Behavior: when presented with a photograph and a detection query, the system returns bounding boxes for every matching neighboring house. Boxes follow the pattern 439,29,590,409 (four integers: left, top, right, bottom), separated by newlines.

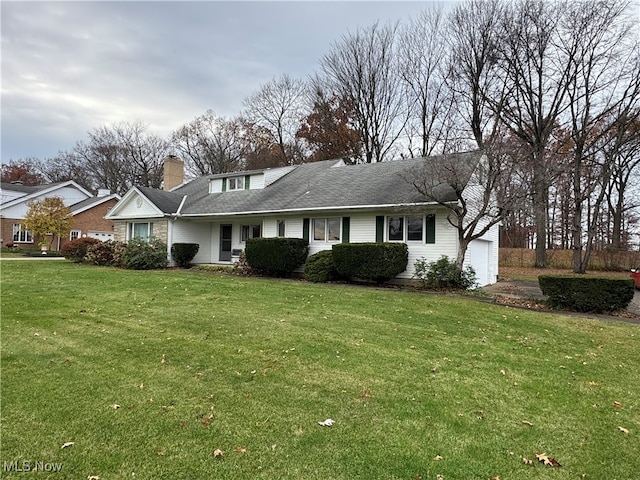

106,152,499,285
0,181,120,250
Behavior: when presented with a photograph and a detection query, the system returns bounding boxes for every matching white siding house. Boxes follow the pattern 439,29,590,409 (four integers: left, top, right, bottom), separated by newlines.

107,152,500,285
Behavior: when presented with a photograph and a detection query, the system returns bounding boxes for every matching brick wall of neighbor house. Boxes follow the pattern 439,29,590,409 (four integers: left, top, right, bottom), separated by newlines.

59,199,120,249
112,219,168,244
0,217,35,247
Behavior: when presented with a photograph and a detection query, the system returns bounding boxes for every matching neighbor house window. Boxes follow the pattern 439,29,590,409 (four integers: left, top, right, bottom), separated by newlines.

313,217,340,242
12,223,33,243
277,219,286,237
228,177,245,191
387,215,427,242
241,224,261,242
127,222,153,241
70,230,81,241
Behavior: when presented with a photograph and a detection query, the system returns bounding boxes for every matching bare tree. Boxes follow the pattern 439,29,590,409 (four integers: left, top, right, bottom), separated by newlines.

242,74,308,166
398,6,455,157
318,22,407,163
490,0,580,267
172,110,246,176
559,0,640,272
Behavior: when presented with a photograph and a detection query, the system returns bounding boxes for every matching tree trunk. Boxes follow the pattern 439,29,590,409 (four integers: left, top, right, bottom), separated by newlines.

532,159,548,268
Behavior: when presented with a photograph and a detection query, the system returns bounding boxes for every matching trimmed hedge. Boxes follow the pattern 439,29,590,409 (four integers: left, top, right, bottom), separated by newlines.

539,275,635,313
171,243,200,268
332,242,408,283
245,237,309,277
304,250,338,283
414,255,477,290
61,237,101,263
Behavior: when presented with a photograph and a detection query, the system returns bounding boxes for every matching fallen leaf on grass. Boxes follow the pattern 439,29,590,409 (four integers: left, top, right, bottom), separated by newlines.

157,450,165,456
61,442,75,449
160,354,166,364
87,476,99,480
213,449,223,458
112,404,121,410
436,475,444,480
522,457,534,465
588,381,598,386
318,418,335,427
235,446,247,453
491,476,500,480
613,401,623,408
536,453,561,467
521,420,533,426
434,455,443,461
618,426,629,434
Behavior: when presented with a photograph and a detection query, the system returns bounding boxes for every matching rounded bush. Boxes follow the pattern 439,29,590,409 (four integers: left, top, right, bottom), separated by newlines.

86,240,127,266
332,242,408,283
171,243,200,268
245,237,308,277
414,255,477,290
122,237,168,270
61,237,101,263
304,250,338,283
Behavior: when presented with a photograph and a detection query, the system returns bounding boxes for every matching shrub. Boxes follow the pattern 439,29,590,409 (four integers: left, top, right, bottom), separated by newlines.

121,237,168,270
86,240,127,267
539,275,635,313
61,237,101,263
171,243,200,268
245,238,309,277
414,256,478,290
304,250,339,283
332,242,408,283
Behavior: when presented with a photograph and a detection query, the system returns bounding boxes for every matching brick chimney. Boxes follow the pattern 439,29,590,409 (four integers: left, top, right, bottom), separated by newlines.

163,155,184,191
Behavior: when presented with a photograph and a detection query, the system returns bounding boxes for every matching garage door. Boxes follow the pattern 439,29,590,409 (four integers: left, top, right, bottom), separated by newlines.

468,240,490,286
88,231,115,242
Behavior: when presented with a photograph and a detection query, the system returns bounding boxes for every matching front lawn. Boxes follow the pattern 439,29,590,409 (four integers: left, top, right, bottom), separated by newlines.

1,262,638,479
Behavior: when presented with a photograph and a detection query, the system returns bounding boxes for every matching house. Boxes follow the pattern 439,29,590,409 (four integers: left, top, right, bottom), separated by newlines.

0,181,120,250
106,152,499,286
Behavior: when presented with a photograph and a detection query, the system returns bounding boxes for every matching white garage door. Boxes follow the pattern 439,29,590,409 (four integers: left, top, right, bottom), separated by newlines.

88,231,115,242
468,240,490,286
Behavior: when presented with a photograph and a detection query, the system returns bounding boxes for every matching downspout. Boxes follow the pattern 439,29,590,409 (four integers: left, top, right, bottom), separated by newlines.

167,195,187,266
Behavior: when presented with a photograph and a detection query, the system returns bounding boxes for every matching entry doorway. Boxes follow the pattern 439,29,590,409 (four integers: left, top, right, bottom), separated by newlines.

219,224,232,261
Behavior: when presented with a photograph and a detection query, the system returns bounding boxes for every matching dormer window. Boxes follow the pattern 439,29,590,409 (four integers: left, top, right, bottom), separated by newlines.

228,176,245,191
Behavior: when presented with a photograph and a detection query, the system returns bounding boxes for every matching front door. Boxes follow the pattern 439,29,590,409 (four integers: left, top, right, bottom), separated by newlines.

219,224,232,262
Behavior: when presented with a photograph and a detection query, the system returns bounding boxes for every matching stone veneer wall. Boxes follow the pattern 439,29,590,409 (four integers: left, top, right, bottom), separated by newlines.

113,219,168,243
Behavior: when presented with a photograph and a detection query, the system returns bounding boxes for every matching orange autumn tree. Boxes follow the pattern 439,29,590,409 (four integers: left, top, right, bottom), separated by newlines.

23,197,73,250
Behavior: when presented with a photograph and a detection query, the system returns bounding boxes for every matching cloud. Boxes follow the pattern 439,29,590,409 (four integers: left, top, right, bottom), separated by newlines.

1,1,432,161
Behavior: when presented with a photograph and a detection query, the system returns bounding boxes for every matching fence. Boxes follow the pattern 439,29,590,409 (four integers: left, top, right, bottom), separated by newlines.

499,248,640,271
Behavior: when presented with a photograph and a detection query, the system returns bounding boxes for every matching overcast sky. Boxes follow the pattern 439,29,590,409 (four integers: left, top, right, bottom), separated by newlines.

1,1,442,163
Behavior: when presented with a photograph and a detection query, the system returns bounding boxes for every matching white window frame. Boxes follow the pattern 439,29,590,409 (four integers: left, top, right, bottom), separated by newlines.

69,229,81,241
241,224,261,242
12,223,33,243
228,177,245,191
127,222,154,242
387,215,424,242
312,217,341,243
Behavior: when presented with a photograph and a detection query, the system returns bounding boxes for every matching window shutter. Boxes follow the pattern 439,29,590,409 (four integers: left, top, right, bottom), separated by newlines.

342,217,350,243
244,175,250,190
222,178,227,192
375,216,384,242
303,218,310,242
426,214,436,244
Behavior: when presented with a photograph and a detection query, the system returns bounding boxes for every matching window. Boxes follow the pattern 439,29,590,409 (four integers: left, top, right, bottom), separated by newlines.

127,222,153,241
12,224,33,243
277,219,286,237
313,217,340,242
387,215,431,242
241,224,261,242
228,177,244,191
70,230,81,241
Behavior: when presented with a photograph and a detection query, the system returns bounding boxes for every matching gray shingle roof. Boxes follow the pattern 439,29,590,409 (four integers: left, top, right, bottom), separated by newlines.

145,151,481,216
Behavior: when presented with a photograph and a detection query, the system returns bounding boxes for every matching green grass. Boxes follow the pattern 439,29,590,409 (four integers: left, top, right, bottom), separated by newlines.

1,261,639,479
